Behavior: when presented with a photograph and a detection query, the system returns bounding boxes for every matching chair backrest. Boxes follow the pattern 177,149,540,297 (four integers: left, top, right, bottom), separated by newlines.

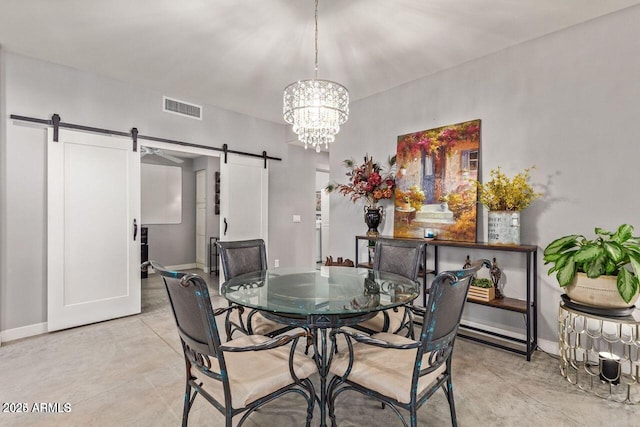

372,238,424,281
420,259,490,354
149,261,222,358
217,239,267,280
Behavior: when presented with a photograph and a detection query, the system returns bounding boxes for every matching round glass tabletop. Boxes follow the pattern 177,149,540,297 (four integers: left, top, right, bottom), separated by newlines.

221,267,420,316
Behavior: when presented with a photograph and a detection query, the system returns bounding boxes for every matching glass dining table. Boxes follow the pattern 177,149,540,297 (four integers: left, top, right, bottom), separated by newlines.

221,266,420,427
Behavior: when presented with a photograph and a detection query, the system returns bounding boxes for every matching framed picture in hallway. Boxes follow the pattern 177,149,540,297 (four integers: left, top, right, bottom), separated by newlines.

394,119,481,242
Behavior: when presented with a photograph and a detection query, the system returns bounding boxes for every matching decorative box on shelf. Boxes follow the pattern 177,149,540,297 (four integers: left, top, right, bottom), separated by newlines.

468,286,495,302
465,258,497,302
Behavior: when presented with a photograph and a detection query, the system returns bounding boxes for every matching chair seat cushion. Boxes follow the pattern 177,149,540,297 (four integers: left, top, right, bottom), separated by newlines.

329,332,446,404
228,308,286,336
194,334,317,409
357,307,406,333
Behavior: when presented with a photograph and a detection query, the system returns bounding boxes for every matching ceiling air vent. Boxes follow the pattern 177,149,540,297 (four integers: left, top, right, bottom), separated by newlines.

163,96,202,120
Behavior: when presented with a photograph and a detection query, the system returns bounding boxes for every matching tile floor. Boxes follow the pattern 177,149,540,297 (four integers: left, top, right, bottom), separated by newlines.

0,270,638,426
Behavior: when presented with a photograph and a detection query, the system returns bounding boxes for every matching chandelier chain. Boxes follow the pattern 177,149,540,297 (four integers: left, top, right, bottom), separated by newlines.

283,0,349,152
314,0,319,79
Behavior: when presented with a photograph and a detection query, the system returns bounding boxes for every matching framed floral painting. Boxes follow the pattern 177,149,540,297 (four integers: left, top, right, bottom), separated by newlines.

394,119,481,242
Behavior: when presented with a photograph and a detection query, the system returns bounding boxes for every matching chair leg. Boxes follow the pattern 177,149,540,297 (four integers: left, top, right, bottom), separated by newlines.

400,306,414,339
410,408,418,427
304,378,316,427
182,382,192,427
328,391,337,427
327,376,343,427
225,321,233,342
225,308,233,342
445,378,458,427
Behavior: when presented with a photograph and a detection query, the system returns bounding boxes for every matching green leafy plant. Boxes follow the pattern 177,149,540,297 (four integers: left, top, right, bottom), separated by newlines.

543,224,640,303
471,277,493,288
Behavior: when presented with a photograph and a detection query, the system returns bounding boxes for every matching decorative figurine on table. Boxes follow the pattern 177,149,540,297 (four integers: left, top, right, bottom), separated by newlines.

463,255,472,269
364,270,380,295
491,257,503,298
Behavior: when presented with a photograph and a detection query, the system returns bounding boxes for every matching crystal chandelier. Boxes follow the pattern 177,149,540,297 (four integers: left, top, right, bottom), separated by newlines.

283,0,349,153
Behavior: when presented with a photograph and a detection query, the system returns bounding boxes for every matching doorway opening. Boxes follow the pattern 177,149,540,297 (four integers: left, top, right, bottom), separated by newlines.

315,169,330,265
140,145,221,310
139,142,270,305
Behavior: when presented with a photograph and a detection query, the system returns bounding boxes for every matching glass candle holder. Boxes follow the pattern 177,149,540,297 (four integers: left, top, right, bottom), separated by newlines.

599,352,621,385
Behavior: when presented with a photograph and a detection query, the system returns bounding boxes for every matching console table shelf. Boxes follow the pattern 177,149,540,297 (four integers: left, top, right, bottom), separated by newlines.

428,239,537,253
467,296,527,313
355,235,538,361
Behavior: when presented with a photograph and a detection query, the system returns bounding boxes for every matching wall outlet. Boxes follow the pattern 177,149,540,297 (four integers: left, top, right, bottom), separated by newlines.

292,215,301,223
274,259,280,267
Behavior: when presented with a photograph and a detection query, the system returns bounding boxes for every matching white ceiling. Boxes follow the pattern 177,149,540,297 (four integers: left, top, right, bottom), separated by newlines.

1,0,638,124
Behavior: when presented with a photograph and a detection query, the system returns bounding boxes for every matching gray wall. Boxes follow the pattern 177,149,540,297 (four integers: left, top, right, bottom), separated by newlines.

0,51,318,333
269,144,329,267
141,156,196,267
329,6,640,349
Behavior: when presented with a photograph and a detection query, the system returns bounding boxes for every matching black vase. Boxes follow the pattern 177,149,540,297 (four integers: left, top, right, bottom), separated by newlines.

364,206,384,237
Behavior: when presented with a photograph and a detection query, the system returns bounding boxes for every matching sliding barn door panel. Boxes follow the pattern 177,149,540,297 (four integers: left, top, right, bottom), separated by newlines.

219,154,268,284
48,129,140,331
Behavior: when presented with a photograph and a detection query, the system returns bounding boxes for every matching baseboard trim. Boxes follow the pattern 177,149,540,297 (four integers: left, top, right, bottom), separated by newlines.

1,322,48,343
461,318,558,356
537,337,558,355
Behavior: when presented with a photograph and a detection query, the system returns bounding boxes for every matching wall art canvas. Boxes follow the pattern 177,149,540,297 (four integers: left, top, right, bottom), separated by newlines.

394,119,480,242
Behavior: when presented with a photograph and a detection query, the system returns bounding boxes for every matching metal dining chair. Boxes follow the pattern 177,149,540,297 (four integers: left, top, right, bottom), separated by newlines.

145,261,316,427
217,239,292,340
355,238,424,337
327,259,490,427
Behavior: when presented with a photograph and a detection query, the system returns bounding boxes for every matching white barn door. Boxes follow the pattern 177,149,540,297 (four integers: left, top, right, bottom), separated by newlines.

219,154,268,283
47,128,141,331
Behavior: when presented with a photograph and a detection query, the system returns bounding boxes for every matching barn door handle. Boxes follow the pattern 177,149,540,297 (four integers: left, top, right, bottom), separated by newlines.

224,218,228,236
133,219,138,241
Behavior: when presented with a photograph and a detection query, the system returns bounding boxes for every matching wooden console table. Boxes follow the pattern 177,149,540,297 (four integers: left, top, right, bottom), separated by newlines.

355,236,538,361
431,240,538,361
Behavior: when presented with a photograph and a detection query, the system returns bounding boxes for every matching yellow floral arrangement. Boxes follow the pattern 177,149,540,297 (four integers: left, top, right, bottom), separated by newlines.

475,166,542,211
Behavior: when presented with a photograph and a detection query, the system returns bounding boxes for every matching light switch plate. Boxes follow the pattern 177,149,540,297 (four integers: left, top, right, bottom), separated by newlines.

293,215,301,223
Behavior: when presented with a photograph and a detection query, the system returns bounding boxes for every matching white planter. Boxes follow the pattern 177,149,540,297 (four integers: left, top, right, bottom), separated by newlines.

488,211,520,245
566,272,640,308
